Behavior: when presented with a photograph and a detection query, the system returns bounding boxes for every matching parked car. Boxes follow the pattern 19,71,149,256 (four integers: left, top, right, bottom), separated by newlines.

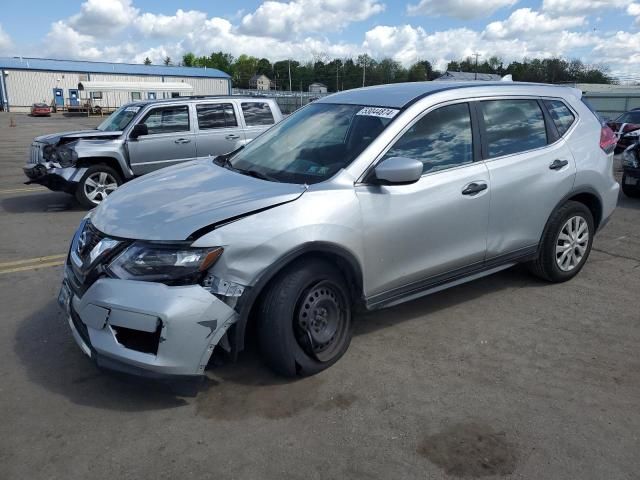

23,96,283,207
30,103,51,116
59,82,619,387
605,108,640,153
621,142,640,197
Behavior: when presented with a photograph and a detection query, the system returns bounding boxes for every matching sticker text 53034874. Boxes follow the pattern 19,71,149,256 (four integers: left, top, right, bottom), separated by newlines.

356,107,399,119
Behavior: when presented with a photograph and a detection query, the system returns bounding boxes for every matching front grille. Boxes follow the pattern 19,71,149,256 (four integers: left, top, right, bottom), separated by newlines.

29,143,43,164
81,222,104,260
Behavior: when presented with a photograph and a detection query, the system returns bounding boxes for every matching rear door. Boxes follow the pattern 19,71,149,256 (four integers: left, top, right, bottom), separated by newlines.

127,104,196,175
194,102,245,159
479,97,577,259
239,101,278,142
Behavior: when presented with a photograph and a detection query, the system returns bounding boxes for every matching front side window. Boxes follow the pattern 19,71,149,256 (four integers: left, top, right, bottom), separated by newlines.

197,103,238,130
544,100,575,136
481,99,547,158
228,103,393,184
241,102,275,126
139,105,190,134
382,103,473,174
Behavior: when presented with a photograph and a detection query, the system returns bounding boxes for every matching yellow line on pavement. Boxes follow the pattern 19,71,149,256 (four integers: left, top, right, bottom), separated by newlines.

0,260,65,275
0,254,67,268
0,187,47,195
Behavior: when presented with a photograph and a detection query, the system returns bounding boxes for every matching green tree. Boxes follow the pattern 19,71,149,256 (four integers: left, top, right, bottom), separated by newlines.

163,56,172,66
182,53,196,67
143,57,152,65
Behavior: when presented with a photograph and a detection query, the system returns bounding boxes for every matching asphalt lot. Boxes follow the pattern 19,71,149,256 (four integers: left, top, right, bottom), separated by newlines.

0,112,639,479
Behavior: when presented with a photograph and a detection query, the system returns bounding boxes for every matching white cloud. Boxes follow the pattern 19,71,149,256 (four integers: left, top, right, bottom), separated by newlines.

135,9,208,38
44,21,102,60
69,0,138,36
0,24,12,53
628,2,640,22
407,0,518,20
542,0,631,14
239,0,384,39
484,8,586,39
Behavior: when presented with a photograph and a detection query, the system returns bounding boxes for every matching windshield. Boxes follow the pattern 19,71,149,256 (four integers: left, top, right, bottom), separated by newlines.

616,111,640,124
96,105,142,131
229,103,396,184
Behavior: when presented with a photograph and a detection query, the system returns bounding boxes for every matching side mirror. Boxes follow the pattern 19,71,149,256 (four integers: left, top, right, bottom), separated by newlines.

373,156,423,185
130,123,148,139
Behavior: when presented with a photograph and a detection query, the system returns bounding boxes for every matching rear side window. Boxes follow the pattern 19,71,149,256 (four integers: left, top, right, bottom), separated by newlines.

480,99,547,158
241,102,275,126
197,103,238,130
382,103,473,174
544,100,575,136
140,105,190,134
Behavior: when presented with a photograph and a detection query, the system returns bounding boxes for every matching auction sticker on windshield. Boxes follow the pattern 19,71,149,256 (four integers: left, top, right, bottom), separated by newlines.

356,107,399,119
125,106,140,113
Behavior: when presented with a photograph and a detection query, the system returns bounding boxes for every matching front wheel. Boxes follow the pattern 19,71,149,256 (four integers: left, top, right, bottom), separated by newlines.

75,165,122,208
621,173,640,198
528,201,594,282
258,259,353,377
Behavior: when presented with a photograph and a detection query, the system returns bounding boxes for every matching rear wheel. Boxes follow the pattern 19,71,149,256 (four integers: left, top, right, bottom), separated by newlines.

528,201,594,282
258,259,353,377
75,164,122,208
621,173,640,198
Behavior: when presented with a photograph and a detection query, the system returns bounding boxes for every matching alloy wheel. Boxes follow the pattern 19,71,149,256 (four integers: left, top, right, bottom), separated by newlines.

84,171,118,204
555,215,589,272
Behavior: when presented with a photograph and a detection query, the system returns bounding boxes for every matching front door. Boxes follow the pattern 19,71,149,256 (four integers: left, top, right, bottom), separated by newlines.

53,88,64,107
356,102,490,302
127,104,197,175
68,89,79,107
194,102,246,159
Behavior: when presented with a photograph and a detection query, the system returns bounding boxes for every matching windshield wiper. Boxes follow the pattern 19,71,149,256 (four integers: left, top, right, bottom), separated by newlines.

214,145,245,168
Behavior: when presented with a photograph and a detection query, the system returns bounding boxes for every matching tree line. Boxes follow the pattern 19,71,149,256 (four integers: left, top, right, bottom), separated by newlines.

142,52,614,91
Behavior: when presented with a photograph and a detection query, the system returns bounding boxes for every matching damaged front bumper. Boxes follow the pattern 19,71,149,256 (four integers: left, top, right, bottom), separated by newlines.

23,163,86,193
60,269,239,380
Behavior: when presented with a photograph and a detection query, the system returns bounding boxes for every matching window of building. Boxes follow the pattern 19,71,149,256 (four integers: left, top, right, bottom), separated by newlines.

171,92,180,98
197,103,238,130
543,99,576,138
139,105,190,134
241,102,275,126
90,91,103,99
131,92,141,101
480,99,547,158
382,103,473,174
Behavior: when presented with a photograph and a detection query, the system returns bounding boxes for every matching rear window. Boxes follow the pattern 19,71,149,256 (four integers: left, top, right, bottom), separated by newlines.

544,100,575,137
197,103,238,129
241,102,275,126
480,99,547,158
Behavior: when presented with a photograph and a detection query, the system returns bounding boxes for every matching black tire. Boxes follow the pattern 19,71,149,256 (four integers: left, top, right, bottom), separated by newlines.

621,174,640,198
258,259,353,377
75,164,122,208
528,201,594,282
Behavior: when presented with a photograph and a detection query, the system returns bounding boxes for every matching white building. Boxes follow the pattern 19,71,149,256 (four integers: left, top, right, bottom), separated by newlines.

308,82,328,94
249,74,272,91
0,57,231,112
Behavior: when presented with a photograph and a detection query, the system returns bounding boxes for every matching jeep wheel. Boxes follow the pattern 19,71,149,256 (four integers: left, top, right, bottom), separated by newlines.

258,259,353,377
528,201,594,282
75,165,122,208
621,174,640,198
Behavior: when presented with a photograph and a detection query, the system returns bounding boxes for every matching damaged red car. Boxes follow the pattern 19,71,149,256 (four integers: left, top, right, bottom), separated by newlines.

606,108,640,153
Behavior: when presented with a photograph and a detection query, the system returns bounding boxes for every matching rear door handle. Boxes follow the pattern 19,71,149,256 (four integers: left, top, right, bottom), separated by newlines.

174,138,191,144
461,182,488,196
549,159,569,170
225,134,240,140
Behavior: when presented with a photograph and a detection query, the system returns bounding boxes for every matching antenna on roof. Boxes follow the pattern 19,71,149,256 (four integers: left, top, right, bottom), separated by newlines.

501,74,513,82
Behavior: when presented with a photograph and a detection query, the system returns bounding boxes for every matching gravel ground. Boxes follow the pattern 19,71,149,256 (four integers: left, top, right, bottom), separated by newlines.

0,112,638,480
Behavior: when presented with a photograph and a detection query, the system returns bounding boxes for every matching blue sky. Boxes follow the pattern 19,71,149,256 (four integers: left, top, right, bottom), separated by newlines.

0,0,639,79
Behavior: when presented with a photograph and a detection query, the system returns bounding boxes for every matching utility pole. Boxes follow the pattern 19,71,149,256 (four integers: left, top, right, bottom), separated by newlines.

362,60,366,87
473,53,481,80
288,60,292,92
336,62,339,92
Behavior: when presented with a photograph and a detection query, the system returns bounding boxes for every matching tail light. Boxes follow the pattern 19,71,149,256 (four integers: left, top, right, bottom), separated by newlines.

600,125,617,154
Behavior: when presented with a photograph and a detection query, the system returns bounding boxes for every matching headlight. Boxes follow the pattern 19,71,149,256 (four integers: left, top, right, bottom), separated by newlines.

43,145,57,161
108,242,223,284
56,146,78,167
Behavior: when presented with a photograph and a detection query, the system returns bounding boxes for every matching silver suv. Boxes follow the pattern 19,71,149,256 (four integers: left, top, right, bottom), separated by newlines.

23,97,283,207
59,82,619,385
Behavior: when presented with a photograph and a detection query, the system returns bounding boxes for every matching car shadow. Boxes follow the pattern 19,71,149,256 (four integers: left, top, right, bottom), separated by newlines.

14,265,540,413
1,192,82,213
618,194,640,211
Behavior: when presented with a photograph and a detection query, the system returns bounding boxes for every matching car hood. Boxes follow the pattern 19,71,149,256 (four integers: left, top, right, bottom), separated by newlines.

34,130,122,145
91,160,307,241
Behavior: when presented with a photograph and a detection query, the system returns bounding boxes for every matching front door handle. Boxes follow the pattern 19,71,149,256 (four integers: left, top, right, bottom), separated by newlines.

461,182,488,195
549,159,569,170
225,134,240,140
174,138,191,144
